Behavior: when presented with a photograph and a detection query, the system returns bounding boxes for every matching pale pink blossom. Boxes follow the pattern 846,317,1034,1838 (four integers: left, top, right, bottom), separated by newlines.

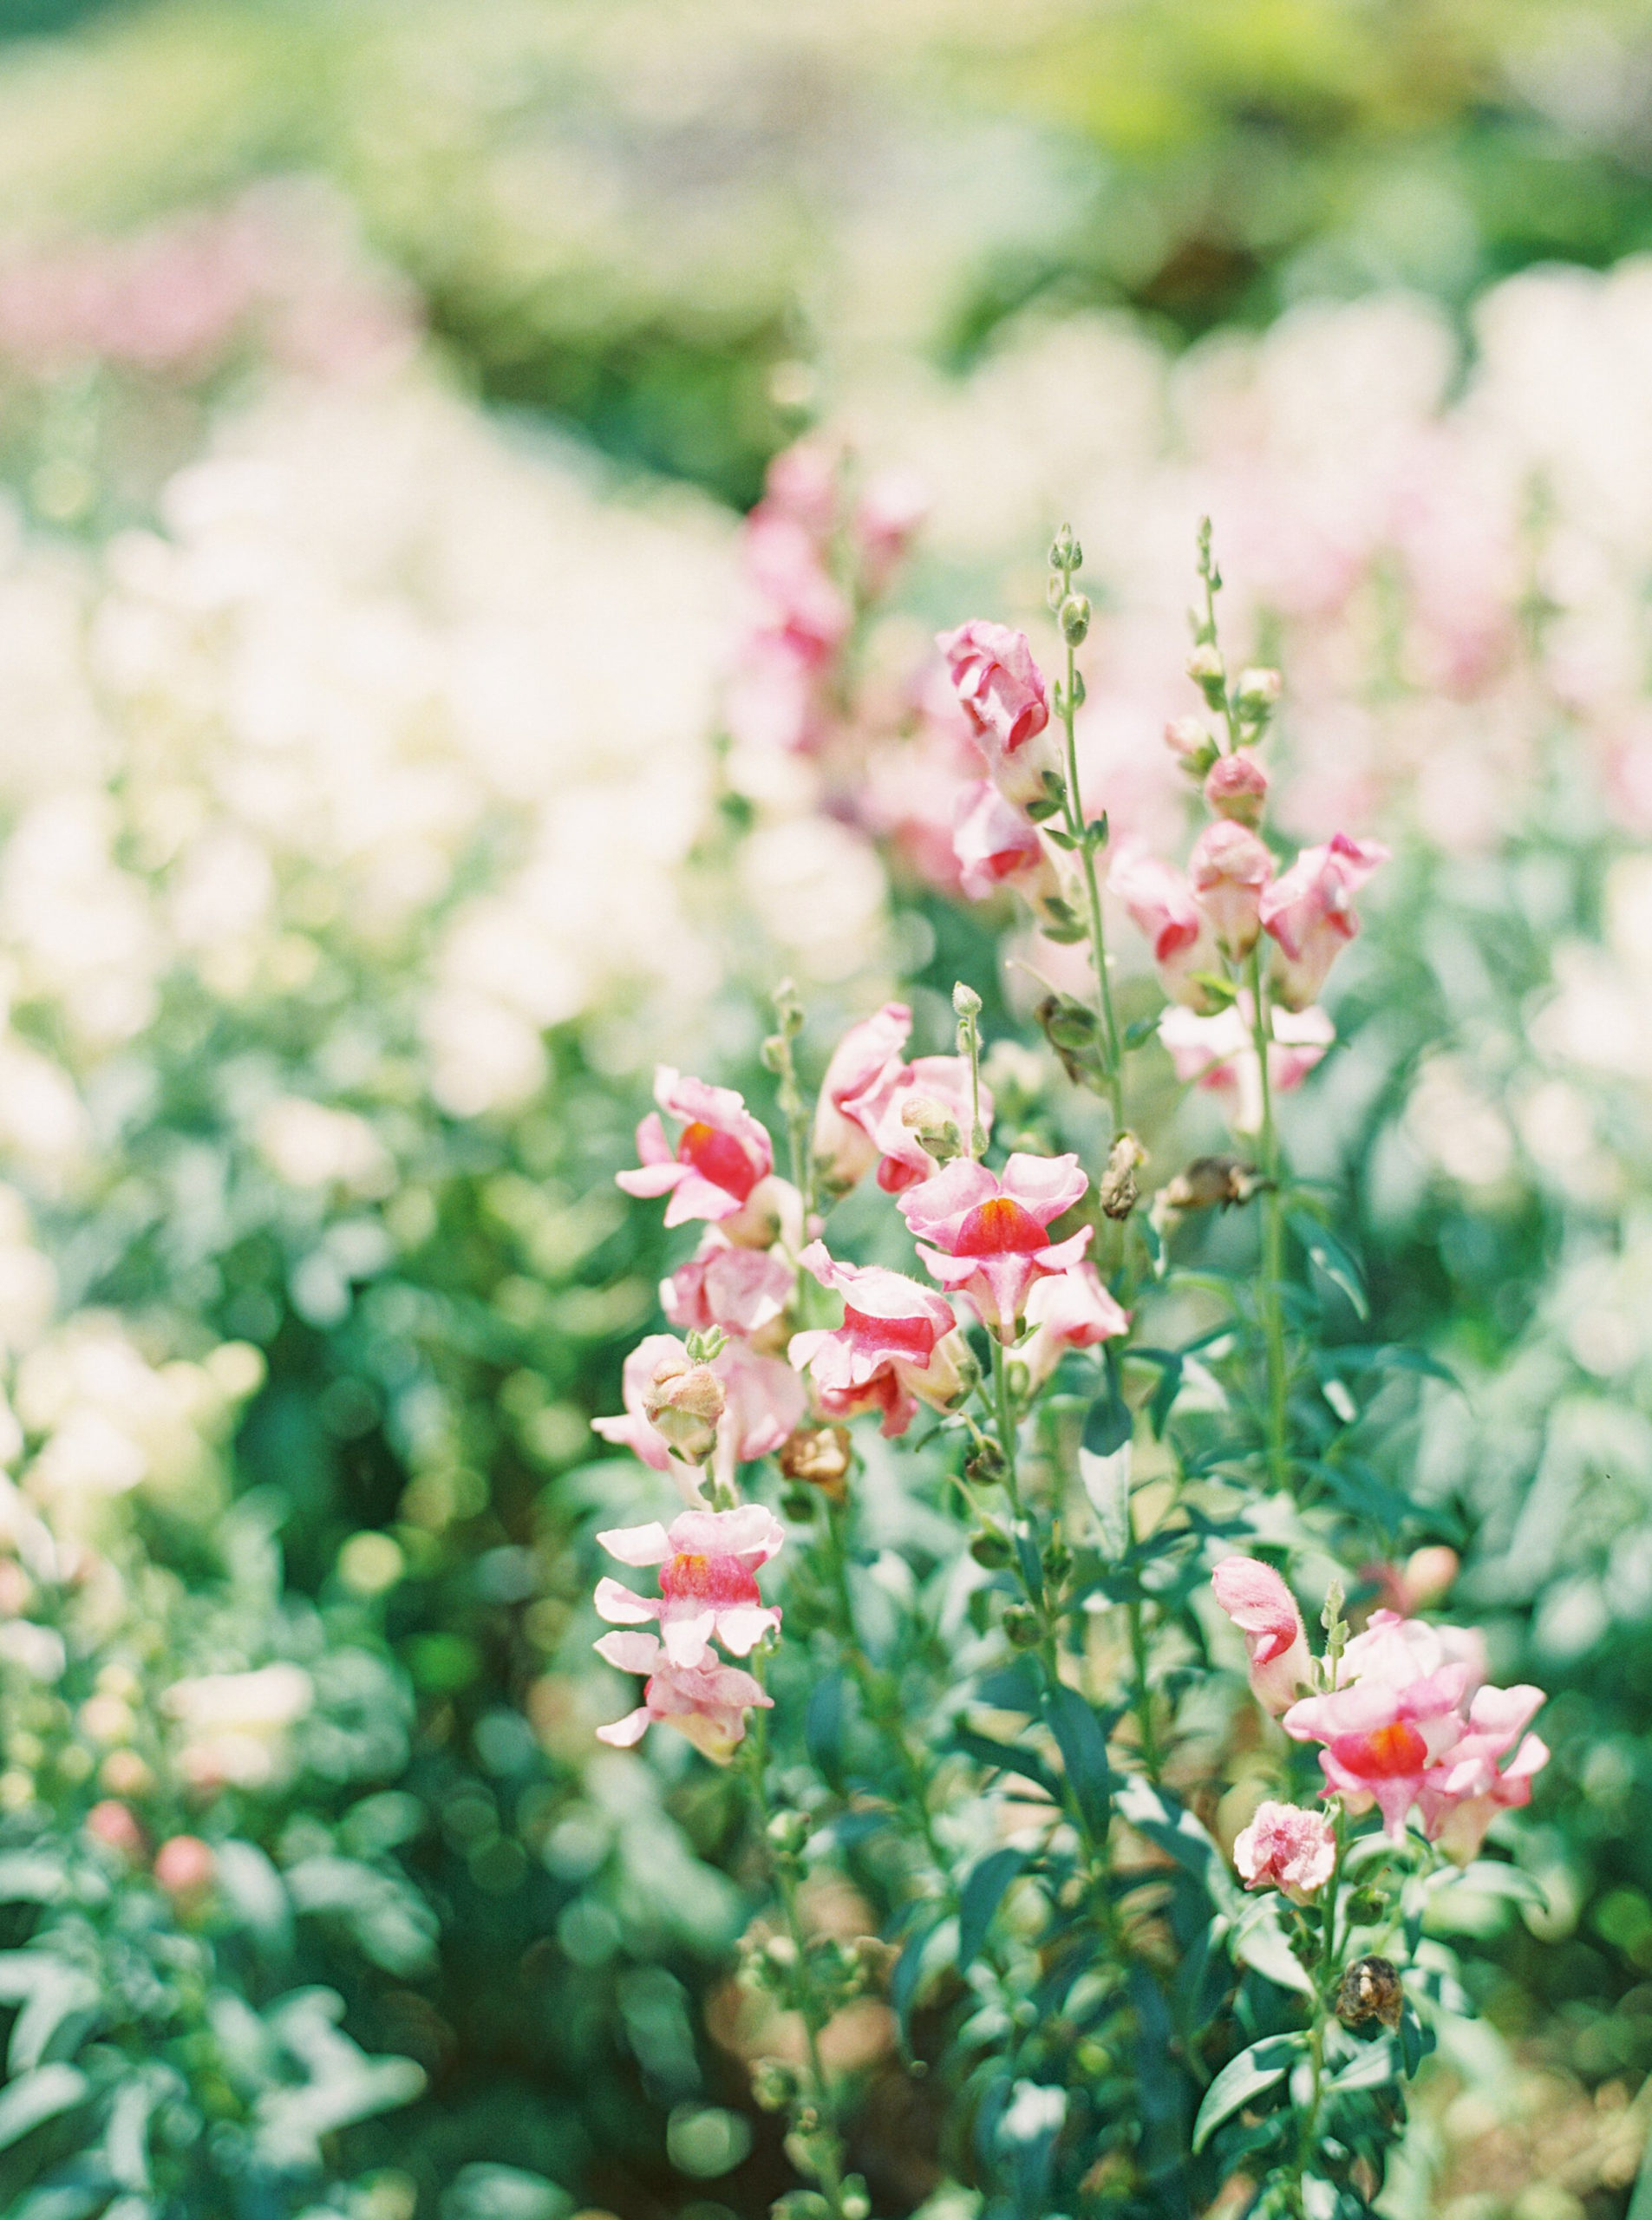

661,1234,794,1342
1259,834,1390,1009
1420,1703,1550,1864
953,781,1053,904
1283,1669,1475,1839
900,1153,1091,1341
1211,1555,1315,1714
1109,846,1221,1009
789,1243,967,1436
594,1505,784,1667
1189,820,1275,957
1205,751,1269,826
762,438,841,536
742,506,851,669
1233,1800,1335,1903
1159,996,1335,1133
594,1629,771,1763
1338,1610,1485,1699
811,1002,992,1197
592,1334,804,1483
1018,1263,1130,1386
617,1068,774,1232
1361,1546,1460,1619
936,620,1054,806
855,467,928,595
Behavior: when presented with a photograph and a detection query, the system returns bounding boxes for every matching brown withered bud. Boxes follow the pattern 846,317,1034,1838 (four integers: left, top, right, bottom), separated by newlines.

1335,1956,1404,2032
1160,1155,1264,1213
1099,1133,1147,1219
777,1424,853,1498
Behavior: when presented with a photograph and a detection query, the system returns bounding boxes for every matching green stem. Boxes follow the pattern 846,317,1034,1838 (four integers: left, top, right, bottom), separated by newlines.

1126,1595,1160,1783
1055,571,1125,1137
745,1684,850,2220
1290,1806,1347,2207
1246,944,1290,1492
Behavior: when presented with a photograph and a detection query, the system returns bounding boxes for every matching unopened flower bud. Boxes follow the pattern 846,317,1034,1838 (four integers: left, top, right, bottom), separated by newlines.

1235,666,1282,715
1335,1956,1404,2032
1204,750,1269,826
952,981,983,1021
964,1440,1007,1488
898,1093,963,1164
642,1348,726,1465
1002,1605,1042,1649
766,1809,811,1861
777,1424,853,1498
1099,1133,1146,1220
1164,715,1211,760
1058,594,1091,646
1186,643,1225,700
751,2058,800,2112
969,1524,1014,1570
1048,526,1082,573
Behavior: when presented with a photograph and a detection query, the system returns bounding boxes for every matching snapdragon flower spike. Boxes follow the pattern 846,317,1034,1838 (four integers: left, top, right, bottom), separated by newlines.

952,780,1053,904
1109,846,1221,1009
594,1630,772,1764
1211,1555,1315,1714
789,1242,966,1437
1259,833,1391,1010
936,619,1055,807
1018,1263,1130,1387
811,1002,992,1197
1188,819,1275,958
661,1232,794,1342
1233,1799,1335,1903
1159,996,1335,1133
617,1068,774,1231
594,1505,785,1668
901,1152,1091,1342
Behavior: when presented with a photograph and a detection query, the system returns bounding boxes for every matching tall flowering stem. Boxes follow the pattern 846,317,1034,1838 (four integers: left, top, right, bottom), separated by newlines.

1048,529,1125,1137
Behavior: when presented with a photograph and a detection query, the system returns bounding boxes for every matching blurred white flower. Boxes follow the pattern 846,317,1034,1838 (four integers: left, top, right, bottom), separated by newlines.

161,1662,314,1790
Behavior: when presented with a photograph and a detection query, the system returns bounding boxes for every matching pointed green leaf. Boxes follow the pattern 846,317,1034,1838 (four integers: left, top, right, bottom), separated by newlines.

957,1847,1028,1969
1192,2034,1304,2151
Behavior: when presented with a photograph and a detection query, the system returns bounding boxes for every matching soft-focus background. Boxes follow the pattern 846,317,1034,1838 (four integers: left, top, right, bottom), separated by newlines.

0,2,1650,2215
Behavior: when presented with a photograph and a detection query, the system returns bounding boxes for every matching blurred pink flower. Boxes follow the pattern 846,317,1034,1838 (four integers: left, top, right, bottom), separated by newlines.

1259,833,1390,1009
810,1001,992,1197
952,780,1051,904
1018,1263,1130,1385
594,1630,771,1763
1109,846,1221,1009
1159,996,1334,1132
901,1152,1090,1341
1233,1799,1335,1903
1211,1555,1314,1714
1205,751,1269,826
1189,819,1275,957
660,1234,794,1342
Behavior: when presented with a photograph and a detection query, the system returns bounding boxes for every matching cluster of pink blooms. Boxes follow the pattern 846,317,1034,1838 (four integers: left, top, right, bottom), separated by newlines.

0,186,415,386
592,1001,1126,1757
1213,1554,1549,1882
723,438,926,758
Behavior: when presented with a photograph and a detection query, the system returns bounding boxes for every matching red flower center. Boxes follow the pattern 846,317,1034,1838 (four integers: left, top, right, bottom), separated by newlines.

1332,1720,1427,1779
678,1121,759,1201
659,1551,762,1609
952,1194,1048,1257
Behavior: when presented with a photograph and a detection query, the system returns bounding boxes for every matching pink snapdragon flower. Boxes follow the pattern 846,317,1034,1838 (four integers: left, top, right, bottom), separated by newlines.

788,1243,969,1436
811,1002,992,1197
1205,751,1269,826
1259,834,1391,1009
936,620,1054,806
1361,1546,1460,1619
595,1630,771,1762
1189,820,1275,957
1109,847,1221,1009
953,781,1054,904
593,1504,784,1667
592,1335,804,1486
1283,1669,1474,1840
618,1068,784,1240
661,1234,794,1343
1018,1263,1130,1386
1417,1689,1550,1862
900,1152,1091,1341
1159,997,1335,1133
1233,1800,1335,1903
1211,1555,1315,1714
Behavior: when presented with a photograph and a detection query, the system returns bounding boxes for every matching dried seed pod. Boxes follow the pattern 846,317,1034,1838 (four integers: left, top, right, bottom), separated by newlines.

777,1423,853,1497
1099,1132,1146,1219
1160,1154,1263,1212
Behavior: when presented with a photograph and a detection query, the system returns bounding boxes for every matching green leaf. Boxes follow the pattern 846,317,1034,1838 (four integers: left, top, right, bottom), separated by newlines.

1080,1388,1133,1558
0,2063,88,2151
1233,1901,1315,1998
1188,970,1238,1006
950,1728,1059,1803
889,1910,947,2049
0,1857,68,1906
1114,1776,1239,1916
1440,1860,1549,1911
1042,1684,1111,1838
1192,2034,1304,2151
1325,2035,1399,2093
1287,1211,1368,1320
957,1847,1028,1969
804,1673,847,1789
